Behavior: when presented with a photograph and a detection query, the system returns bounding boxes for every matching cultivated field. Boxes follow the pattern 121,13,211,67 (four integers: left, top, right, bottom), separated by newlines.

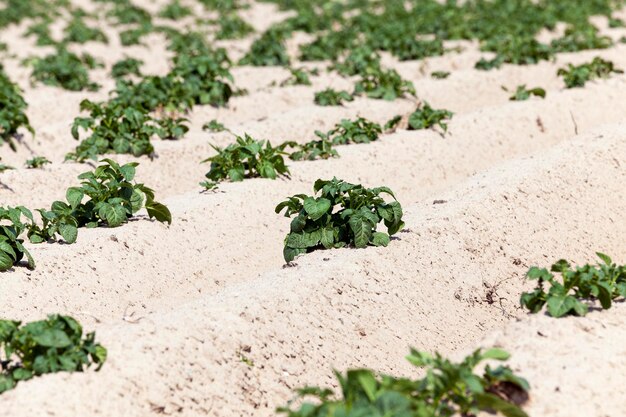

1,1,625,416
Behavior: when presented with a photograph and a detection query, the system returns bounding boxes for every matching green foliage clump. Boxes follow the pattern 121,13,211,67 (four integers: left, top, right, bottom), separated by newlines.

329,46,381,77
0,158,13,172
28,159,171,244
0,66,34,150
111,57,143,79
276,178,404,262
285,138,337,161
68,100,159,161
202,134,290,183
316,117,382,145
202,119,228,133
0,206,35,271
215,13,254,39
431,71,450,79
408,102,454,132
476,37,554,70
383,37,444,61
0,315,106,394
24,19,56,46
278,348,529,417
314,88,353,106
280,67,317,86
159,0,192,20
558,57,623,88
156,117,189,140
521,253,626,318
28,49,101,92
353,67,416,101
239,28,290,66
112,48,234,112
25,156,51,169
64,15,108,44
509,85,546,101
550,25,612,53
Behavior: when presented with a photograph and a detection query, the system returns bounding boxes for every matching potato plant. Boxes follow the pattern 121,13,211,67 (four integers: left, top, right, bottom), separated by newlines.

285,138,338,161
0,315,106,394
111,57,143,79
158,0,192,20
330,46,381,77
315,117,382,146
0,206,35,271
215,13,254,40
280,67,318,87
275,178,404,262
278,348,529,417
558,57,623,88
239,28,290,66
0,66,34,150
25,156,51,169
202,134,290,183
314,88,353,106
353,67,416,101
63,14,108,44
408,102,454,132
509,85,546,101
202,119,228,133
28,159,171,244
0,158,13,172
520,253,626,318
28,49,101,92
68,100,159,161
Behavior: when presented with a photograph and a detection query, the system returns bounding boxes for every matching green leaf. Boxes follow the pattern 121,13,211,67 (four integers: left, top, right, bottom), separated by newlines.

303,197,331,221
481,348,510,361
349,215,372,249
32,328,72,348
475,393,529,417
596,252,612,265
66,187,84,209
0,250,13,271
146,202,172,225
104,204,127,227
371,232,390,247
59,223,78,244
320,227,334,249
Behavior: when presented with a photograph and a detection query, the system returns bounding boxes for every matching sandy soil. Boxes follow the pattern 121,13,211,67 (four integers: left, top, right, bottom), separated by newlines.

0,1,625,416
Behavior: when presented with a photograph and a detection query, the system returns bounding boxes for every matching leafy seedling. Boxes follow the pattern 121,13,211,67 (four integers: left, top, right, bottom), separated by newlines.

280,67,318,86
202,134,290,183
520,253,626,318
276,178,404,262
284,138,338,161
0,66,34,150
25,156,50,169
0,206,35,271
278,348,529,417
431,71,451,79
314,88,353,106
203,119,229,133
28,49,101,91
508,85,546,101
316,117,382,145
68,99,159,161
239,28,290,66
354,66,416,100
111,57,143,79
0,315,106,393
408,102,454,133
27,159,171,244
558,57,623,88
